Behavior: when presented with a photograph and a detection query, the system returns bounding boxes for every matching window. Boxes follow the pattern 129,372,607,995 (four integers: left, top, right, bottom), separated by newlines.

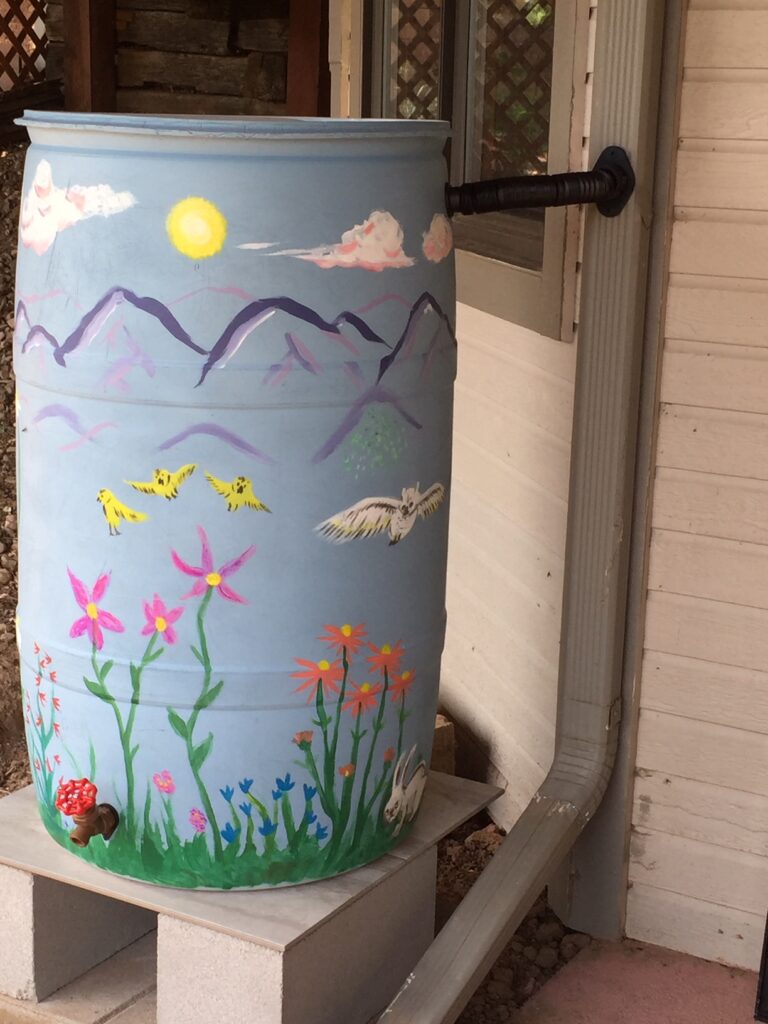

363,0,587,338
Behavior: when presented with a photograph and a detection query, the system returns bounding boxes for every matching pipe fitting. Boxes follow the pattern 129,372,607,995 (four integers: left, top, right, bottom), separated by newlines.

69,802,119,847
55,777,119,847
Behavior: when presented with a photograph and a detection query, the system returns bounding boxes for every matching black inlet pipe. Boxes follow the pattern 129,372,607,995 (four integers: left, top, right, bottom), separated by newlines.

446,146,635,219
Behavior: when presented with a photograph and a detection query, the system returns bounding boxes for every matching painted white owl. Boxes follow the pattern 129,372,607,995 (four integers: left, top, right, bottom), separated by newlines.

316,483,446,546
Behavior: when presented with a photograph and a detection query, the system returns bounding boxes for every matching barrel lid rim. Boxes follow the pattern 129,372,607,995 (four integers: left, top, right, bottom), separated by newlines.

16,111,451,140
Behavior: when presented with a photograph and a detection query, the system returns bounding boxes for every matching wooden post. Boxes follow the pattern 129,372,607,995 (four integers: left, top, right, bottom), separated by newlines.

286,0,330,116
62,0,116,112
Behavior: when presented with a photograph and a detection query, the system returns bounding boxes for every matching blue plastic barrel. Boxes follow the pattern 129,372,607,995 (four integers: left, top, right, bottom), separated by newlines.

14,113,456,888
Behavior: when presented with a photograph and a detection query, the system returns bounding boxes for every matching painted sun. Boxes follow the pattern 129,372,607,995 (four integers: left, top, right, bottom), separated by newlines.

166,196,227,259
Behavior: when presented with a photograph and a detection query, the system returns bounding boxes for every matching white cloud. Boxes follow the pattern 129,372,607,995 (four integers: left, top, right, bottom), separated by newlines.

20,159,136,255
272,210,415,271
422,213,453,263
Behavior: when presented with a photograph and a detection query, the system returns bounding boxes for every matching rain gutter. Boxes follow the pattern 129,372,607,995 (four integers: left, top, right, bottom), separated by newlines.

378,2,668,1021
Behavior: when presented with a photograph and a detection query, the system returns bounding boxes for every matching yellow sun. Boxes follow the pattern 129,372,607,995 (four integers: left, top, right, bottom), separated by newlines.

166,197,227,259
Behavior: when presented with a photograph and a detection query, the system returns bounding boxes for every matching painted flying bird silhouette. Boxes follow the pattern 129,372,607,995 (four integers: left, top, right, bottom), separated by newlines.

316,482,445,546
97,489,148,536
205,474,271,513
126,464,197,500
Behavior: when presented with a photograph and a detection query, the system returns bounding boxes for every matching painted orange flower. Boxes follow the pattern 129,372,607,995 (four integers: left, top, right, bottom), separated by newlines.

383,747,396,763
367,640,405,675
293,730,314,748
342,680,383,716
338,763,356,778
318,623,367,656
389,668,416,701
292,658,344,701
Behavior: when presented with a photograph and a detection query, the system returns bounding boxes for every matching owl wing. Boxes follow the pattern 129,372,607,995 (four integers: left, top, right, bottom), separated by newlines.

114,498,148,523
316,496,399,543
170,464,197,488
205,473,233,499
125,479,158,495
416,483,445,519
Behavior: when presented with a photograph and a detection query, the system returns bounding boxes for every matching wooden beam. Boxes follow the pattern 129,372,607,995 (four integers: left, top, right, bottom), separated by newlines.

62,0,116,112
286,0,330,116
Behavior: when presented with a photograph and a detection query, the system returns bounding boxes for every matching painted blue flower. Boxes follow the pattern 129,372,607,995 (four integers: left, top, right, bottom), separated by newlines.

303,783,317,801
220,785,235,803
239,802,252,818
274,773,295,794
239,778,253,794
258,817,278,837
315,823,329,841
304,811,317,826
221,822,241,844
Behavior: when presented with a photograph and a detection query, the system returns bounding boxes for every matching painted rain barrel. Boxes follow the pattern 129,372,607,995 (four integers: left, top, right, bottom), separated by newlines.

13,112,456,889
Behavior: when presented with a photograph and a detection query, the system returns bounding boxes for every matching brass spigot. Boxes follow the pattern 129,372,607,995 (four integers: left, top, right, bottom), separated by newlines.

55,778,119,847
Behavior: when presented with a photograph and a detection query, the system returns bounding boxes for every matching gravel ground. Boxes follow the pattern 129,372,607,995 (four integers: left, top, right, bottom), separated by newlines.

0,142,588,1018
0,143,26,798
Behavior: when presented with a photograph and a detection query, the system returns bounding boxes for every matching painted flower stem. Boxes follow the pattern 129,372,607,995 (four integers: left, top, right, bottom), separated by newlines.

325,646,350,811
351,667,390,848
301,746,331,816
325,716,366,863
315,684,337,819
168,587,223,858
87,646,140,833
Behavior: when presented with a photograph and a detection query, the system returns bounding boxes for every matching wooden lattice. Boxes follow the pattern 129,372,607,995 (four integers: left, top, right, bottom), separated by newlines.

388,0,444,120
469,0,554,177
0,0,47,93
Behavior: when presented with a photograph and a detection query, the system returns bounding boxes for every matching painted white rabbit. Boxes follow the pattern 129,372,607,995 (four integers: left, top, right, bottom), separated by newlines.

383,745,428,836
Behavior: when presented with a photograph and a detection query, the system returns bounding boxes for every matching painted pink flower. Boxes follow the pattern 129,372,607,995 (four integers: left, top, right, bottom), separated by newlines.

53,696,61,711
54,754,61,765
67,569,124,651
171,526,255,604
153,769,176,794
53,721,61,736
189,807,207,833
39,691,47,705
141,594,184,644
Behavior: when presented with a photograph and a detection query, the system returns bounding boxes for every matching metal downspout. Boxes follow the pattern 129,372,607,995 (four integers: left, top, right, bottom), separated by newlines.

377,3,667,1022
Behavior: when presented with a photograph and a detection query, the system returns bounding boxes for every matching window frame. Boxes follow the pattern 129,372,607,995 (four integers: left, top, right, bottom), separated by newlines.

361,0,589,340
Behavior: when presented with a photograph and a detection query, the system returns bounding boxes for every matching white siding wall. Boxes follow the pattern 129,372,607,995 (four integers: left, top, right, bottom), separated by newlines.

626,2,768,970
440,308,575,822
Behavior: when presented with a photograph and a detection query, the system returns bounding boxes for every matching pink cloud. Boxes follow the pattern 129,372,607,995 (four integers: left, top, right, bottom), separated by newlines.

273,210,415,271
20,159,135,256
422,214,453,263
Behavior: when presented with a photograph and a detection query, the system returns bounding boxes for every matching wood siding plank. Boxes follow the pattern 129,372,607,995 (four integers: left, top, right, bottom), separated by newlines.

636,707,768,796
626,883,763,971
657,404,768,481
644,590,768,674
660,339,768,414
633,770,768,859
670,213,768,280
652,468,768,545
640,650,768,735
629,827,768,917
648,528,768,609
681,78,768,141
666,275,768,348
676,147,768,211
647,589,768,675
685,11,768,69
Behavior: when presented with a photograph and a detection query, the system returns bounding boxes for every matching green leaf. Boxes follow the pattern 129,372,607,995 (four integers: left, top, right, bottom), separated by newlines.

129,664,140,697
190,645,204,665
194,679,224,711
190,732,213,772
83,676,107,700
100,659,114,680
146,646,165,664
167,708,188,740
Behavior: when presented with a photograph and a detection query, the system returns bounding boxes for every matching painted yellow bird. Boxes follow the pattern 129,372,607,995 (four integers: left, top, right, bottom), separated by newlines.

126,464,196,500
205,473,271,513
97,489,148,536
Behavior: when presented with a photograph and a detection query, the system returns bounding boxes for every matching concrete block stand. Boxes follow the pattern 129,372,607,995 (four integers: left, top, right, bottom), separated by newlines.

0,773,499,1024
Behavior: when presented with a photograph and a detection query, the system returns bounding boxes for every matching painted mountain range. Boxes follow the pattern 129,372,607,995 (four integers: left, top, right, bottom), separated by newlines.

14,287,456,463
